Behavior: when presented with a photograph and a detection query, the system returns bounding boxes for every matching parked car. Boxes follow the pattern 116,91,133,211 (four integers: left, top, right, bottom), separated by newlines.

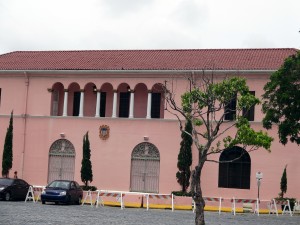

0,178,30,201
41,180,83,205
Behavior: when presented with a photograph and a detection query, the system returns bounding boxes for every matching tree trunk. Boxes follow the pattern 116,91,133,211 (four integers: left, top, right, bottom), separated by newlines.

191,166,205,225
182,173,186,193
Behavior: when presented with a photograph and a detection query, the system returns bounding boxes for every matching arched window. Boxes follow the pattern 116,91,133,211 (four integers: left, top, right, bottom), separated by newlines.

50,82,64,116
151,83,164,119
130,142,160,193
218,146,251,189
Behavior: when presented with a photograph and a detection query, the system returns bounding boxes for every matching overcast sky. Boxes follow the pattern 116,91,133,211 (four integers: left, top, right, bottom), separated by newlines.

0,0,299,54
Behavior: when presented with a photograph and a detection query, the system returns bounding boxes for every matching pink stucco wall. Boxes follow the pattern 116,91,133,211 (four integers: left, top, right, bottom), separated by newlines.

0,71,299,202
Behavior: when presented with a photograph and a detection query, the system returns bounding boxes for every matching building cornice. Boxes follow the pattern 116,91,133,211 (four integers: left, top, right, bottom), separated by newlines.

0,69,276,75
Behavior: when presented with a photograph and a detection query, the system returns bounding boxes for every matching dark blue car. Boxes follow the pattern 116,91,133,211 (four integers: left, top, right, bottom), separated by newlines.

41,180,83,205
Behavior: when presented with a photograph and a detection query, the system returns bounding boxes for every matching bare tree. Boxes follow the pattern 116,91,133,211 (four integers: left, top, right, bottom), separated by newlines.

163,72,273,225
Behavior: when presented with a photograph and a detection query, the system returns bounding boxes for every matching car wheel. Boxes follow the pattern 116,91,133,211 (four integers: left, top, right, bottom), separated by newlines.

77,196,82,205
5,192,11,201
42,200,45,204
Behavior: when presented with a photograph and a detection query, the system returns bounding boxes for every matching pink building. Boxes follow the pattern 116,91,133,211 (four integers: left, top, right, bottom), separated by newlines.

0,49,299,201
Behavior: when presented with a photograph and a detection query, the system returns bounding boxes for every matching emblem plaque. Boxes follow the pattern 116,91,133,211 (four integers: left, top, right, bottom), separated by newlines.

99,125,110,140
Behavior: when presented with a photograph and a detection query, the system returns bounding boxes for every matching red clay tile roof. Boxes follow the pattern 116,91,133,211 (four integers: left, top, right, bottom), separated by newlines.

0,49,298,71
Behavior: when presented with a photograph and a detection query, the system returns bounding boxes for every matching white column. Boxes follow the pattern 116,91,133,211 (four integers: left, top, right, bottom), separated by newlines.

129,91,134,118
95,91,100,117
112,90,117,118
63,90,68,116
146,91,152,119
79,90,84,117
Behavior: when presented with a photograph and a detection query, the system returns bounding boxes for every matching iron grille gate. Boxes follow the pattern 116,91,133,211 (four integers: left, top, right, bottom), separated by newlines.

48,139,75,183
130,142,160,193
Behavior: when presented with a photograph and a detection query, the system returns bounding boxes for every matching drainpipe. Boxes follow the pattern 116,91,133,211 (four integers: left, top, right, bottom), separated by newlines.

20,72,29,178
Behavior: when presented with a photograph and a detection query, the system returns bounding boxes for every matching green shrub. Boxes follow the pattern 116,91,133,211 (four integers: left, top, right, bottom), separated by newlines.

80,185,97,191
172,191,192,197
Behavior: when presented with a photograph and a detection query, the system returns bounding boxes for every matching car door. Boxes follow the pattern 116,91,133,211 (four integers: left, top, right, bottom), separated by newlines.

10,180,19,199
18,179,29,199
74,182,82,197
69,182,77,202
12,180,23,199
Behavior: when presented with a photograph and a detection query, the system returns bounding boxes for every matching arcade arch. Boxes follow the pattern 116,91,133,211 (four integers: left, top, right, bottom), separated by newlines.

48,81,165,119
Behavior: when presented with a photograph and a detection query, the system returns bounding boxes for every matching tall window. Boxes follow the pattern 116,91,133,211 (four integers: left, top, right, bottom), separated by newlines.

52,90,59,116
218,146,251,189
0,88,2,107
73,92,80,116
224,94,237,121
100,92,106,117
119,92,130,117
151,93,161,118
242,91,255,121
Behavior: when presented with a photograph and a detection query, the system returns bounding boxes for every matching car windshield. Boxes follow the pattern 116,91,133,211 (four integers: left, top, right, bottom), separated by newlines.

0,178,14,186
48,181,70,189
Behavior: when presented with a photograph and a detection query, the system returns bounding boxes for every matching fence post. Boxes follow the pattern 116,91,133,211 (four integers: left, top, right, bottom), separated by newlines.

231,197,236,215
81,190,93,206
25,186,35,203
282,199,292,216
146,194,149,211
171,194,174,212
254,198,260,216
218,197,222,215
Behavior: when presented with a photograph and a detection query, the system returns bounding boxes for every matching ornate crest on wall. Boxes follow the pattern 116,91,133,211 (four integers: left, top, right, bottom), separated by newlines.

99,125,110,140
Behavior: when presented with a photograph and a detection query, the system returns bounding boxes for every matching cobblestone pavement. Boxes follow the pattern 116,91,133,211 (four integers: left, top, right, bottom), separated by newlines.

0,201,300,225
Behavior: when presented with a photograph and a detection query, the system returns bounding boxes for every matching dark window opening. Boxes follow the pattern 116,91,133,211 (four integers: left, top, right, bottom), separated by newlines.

51,90,59,116
0,88,2,107
119,92,130,118
224,94,237,121
151,93,161,118
218,146,251,189
73,92,80,116
100,92,106,117
242,91,255,121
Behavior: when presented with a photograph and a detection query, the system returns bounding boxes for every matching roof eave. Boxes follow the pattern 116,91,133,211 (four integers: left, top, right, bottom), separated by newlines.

0,69,277,74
